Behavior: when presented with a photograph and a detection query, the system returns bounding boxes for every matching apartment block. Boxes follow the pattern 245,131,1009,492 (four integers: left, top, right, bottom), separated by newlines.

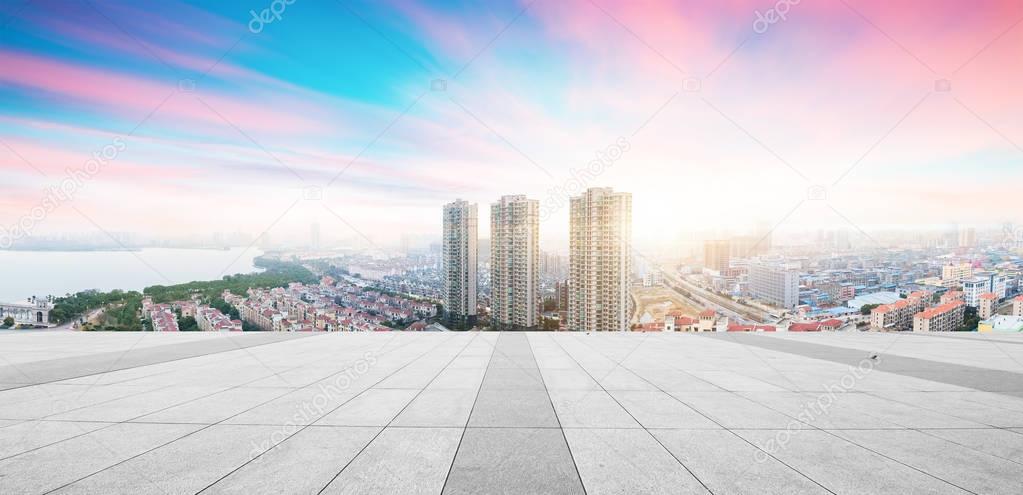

748,262,799,309
913,300,965,332
703,239,731,273
568,187,632,332
870,291,930,331
941,262,973,286
978,292,997,319
443,199,478,328
490,195,540,330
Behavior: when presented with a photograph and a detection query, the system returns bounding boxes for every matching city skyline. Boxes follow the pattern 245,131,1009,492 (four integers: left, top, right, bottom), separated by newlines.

2,0,1022,251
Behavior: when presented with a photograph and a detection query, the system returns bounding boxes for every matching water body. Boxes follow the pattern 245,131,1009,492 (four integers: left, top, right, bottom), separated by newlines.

0,247,263,303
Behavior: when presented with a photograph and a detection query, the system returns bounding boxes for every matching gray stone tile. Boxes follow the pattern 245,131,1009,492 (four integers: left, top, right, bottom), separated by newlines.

733,429,968,494
823,392,989,429
480,366,546,390
392,389,477,427
548,389,639,428
223,385,362,426
51,424,281,494
541,368,601,390
633,370,724,392
444,427,583,495
921,428,1023,464
872,391,1023,428
426,367,487,390
318,389,418,426
0,422,203,494
594,367,658,391
651,429,829,494
131,386,292,424
322,427,461,495
610,391,721,429
375,366,443,389
46,386,228,422
737,391,906,429
0,420,110,460
467,389,559,428
832,428,1023,494
204,426,380,495
564,428,708,494
670,392,811,430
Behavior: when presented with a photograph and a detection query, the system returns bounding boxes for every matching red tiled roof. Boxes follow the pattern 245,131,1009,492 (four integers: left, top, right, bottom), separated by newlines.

788,322,822,332
978,293,997,300
699,309,716,318
915,300,965,320
726,324,776,332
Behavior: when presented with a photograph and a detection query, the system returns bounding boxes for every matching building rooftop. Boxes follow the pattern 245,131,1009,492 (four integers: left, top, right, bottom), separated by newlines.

847,290,904,308
915,300,965,320
1,330,1022,493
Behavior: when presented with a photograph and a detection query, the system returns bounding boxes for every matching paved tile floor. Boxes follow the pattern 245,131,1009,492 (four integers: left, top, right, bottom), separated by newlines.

1,330,1023,494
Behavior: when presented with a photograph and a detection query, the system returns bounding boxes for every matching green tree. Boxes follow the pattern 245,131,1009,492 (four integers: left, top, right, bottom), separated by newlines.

178,315,198,331
860,304,880,315
2,316,13,328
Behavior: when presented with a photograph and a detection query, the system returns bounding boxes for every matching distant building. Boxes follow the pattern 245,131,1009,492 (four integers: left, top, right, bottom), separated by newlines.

703,239,731,273
749,262,799,309
957,226,976,248
568,187,632,332
939,291,964,305
978,315,1023,333
443,199,478,328
1015,295,1023,317
870,292,929,331
941,262,972,286
913,300,965,332
490,195,540,330
663,312,696,332
978,293,998,319
964,274,1006,307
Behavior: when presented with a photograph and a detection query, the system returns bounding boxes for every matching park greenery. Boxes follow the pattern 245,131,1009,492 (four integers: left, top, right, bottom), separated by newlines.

144,257,316,303
47,257,316,331
860,303,880,315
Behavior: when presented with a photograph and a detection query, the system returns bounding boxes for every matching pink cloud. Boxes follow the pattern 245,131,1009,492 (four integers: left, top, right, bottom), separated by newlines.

0,50,328,135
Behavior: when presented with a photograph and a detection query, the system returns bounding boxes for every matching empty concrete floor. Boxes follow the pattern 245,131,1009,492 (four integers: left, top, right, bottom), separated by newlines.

1,330,1023,494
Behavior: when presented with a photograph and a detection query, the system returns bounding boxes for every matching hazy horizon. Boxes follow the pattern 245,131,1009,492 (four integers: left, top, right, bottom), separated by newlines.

2,0,1021,251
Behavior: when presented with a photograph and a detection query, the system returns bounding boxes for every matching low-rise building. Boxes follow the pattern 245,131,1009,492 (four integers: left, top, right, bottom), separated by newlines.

978,315,1023,333
978,293,998,319
913,300,965,332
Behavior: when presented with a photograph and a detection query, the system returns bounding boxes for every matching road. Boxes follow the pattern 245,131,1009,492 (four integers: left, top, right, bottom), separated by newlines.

49,307,106,331
661,273,771,325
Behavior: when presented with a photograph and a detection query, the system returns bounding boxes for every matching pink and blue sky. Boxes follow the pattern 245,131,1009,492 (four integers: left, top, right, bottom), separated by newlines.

1,0,1021,249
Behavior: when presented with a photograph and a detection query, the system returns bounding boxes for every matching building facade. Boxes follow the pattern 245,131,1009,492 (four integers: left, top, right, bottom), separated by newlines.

978,293,997,319
443,199,478,328
748,262,799,309
913,300,965,332
490,195,540,330
568,188,632,332
703,240,731,273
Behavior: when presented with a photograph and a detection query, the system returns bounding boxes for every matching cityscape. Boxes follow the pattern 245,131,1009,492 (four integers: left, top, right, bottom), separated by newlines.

2,0,1023,494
